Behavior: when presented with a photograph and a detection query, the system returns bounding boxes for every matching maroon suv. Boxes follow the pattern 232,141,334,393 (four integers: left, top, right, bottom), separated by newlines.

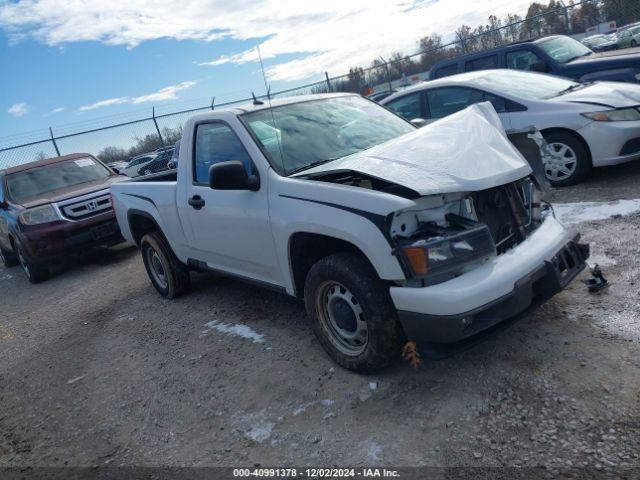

0,153,124,283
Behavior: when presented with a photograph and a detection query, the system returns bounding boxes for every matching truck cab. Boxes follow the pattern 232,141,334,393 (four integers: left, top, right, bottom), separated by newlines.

431,35,640,83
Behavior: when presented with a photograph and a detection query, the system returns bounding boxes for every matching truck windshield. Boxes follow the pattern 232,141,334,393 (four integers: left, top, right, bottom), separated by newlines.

242,96,414,175
538,36,593,63
6,157,112,203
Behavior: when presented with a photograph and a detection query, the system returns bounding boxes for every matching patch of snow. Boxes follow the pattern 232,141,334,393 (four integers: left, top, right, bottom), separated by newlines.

0,273,12,281
245,422,274,442
587,243,617,267
366,441,383,462
203,321,265,343
292,399,335,416
553,199,640,225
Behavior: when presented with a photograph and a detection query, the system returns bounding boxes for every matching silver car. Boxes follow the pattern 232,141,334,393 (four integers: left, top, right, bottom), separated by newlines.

382,69,640,186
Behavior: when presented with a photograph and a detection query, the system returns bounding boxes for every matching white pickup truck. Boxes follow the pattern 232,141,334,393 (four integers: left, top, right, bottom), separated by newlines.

110,93,588,372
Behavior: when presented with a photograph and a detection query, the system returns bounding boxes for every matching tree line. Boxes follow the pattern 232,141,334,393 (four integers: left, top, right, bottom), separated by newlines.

315,0,639,94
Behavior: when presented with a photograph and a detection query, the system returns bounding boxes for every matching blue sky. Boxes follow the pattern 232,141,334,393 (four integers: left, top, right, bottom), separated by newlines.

0,0,532,148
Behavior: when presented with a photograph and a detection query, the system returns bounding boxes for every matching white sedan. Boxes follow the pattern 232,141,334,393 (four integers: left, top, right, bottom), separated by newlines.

381,69,640,186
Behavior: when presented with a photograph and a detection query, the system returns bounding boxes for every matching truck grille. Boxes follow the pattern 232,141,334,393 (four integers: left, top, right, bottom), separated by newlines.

58,194,112,220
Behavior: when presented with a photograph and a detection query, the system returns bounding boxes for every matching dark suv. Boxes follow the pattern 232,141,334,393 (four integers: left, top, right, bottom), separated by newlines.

0,153,123,283
430,35,640,83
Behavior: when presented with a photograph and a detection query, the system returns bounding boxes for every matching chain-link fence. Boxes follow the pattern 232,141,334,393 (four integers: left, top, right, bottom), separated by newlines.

1,0,639,170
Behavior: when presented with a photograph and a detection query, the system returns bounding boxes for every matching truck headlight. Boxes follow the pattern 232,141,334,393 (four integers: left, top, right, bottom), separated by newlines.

19,204,61,225
399,224,496,281
581,108,640,122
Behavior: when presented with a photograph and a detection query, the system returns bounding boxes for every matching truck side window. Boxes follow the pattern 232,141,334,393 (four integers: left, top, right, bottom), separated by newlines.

506,50,547,72
464,54,498,72
194,123,253,184
384,92,424,121
432,63,458,79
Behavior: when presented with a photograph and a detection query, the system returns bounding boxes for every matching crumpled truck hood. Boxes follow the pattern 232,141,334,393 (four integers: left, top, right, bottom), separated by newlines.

296,102,532,196
557,81,640,108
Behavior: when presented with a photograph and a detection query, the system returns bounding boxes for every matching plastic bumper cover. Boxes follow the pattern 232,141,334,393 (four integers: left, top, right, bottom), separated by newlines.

391,217,589,343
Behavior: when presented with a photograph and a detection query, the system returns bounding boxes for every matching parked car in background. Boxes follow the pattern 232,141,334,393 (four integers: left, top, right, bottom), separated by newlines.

614,25,640,49
167,140,181,169
366,90,398,102
430,35,640,83
111,94,588,372
122,146,174,177
581,34,618,52
0,154,123,283
106,160,129,172
382,69,640,186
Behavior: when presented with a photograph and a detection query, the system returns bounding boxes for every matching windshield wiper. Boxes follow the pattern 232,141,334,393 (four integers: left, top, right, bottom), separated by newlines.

287,158,338,176
556,82,589,96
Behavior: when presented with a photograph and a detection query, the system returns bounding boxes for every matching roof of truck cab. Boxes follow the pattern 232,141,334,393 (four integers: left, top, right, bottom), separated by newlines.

1,153,98,175
188,93,357,122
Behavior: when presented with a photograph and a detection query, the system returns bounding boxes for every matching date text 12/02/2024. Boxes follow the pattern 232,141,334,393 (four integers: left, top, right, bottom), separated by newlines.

232,468,401,477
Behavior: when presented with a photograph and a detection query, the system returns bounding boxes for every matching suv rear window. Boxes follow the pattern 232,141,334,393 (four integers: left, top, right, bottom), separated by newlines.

6,158,111,203
465,55,498,72
432,63,459,79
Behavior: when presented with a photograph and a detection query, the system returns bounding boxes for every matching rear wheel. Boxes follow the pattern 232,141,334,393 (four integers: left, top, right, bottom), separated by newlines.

140,232,190,298
15,244,49,283
542,131,591,187
304,252,405,373
0,247,19,268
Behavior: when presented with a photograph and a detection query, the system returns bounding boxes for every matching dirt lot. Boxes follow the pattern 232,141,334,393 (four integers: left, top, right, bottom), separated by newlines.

1,162,639,475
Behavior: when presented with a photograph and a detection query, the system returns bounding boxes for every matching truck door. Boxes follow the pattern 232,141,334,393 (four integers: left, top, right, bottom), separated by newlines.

179,121,281,286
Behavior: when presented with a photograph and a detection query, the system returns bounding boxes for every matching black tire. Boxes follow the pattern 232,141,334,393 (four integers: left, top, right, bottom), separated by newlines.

0,246,19,268
304,252,405,373
140,232,190,299
631,40,637,48
15,244,49,284
542,131,592,187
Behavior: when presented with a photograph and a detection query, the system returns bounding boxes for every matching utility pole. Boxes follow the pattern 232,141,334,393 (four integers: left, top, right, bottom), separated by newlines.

152,107,165,150
49,127,60,156
379,56,393,93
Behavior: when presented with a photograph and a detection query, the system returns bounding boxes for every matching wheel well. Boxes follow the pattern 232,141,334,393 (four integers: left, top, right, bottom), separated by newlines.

541,127,592,165
289,232,370,298
128,212,160,246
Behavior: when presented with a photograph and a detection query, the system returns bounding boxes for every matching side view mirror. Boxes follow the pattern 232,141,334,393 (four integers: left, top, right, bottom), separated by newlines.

410,118,429,128
110,167,120,175
530,62,549,73
209,161,259,191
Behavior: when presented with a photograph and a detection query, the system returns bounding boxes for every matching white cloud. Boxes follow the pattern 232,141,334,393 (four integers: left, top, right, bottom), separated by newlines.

7,102,28,117
79,81,196,111
0,0,535,82
51,106,65,113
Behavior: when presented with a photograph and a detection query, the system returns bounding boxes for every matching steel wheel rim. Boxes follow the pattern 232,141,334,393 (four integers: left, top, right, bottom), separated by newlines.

147,247,168,289
315,281,368,356
545,142,578,181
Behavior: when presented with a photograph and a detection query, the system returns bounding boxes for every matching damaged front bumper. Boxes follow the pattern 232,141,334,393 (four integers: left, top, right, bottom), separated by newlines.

390,216,589,344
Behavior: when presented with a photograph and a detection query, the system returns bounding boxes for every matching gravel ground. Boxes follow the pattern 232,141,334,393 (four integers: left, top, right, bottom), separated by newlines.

0,164,639,476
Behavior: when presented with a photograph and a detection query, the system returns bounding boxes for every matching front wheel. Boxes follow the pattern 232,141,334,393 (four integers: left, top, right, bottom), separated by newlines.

304,253,405,373
542,131,591,187
140,232,190,298
16,244,49,283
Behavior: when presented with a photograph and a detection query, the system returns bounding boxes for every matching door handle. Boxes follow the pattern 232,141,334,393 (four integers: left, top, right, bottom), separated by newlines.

188,195,205,210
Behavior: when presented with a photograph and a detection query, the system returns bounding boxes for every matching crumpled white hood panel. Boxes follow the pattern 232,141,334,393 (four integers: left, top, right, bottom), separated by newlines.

298,102,532,196
557,81,640,108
